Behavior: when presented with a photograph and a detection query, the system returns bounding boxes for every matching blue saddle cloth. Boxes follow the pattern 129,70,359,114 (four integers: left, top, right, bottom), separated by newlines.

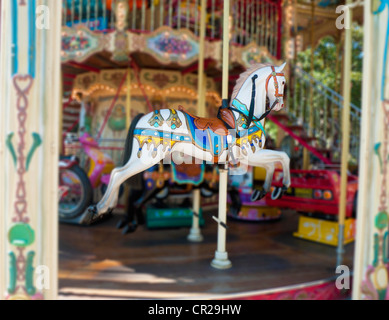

184,113,231,161
185,112,264,161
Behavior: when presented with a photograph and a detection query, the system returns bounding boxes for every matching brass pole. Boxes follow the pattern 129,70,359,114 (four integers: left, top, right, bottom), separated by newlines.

197,0,207,117
302,0,315,169
126,68,132,130
337,0,353,267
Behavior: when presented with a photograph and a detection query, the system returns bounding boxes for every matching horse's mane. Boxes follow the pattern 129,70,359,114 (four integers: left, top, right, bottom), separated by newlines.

230,63,273,106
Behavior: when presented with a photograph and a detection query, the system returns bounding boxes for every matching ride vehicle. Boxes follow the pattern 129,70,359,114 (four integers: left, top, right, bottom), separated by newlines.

59,132,119,223
266,169,359,219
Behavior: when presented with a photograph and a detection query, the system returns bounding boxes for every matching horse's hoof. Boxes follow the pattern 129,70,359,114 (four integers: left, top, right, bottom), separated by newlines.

251,189,267,202
116,218,128,229
122,224,138,235
281,185,288,197
271,186,288,200
82,206,98,225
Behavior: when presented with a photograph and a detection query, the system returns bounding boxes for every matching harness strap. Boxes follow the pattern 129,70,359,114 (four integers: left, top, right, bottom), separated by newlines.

247,75,258,128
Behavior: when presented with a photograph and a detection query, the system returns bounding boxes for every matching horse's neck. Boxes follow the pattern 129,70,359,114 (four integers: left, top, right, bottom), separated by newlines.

233,74,267,121
230,109,262,130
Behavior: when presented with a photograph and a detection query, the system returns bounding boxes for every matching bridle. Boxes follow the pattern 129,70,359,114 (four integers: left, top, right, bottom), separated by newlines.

228,66,285,132
260,66,285,121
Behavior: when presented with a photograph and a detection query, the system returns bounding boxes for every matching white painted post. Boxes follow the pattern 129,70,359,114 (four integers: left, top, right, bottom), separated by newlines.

211,166,232,269
352,0,389,300
187,188,204,242
0,0,62,300
211,0,232,269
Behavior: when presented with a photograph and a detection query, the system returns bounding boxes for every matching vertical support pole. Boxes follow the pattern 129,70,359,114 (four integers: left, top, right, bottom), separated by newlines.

150,0,155,31
189,0,207,244
141,0,146,31
168,0,173,28
194,0,199,35
277,0,282,59
211,0,215,39
186,0,190,30
245,0,249,44
94,0,98,30
337,0,353,267
303,0,315,170
211,0,231,270
0,0,5,299
102,0,106,29
260,0,264,46
197,0,207,118
0,0,62,300
159,0,164,28
177,0,181,30
126,68,132,130
132,0,136,29
71,0,75,26
269,5,273,55
111,0,115,29
264,2,268,48
240,0,243,45
87,0,91,25
188,189,203,242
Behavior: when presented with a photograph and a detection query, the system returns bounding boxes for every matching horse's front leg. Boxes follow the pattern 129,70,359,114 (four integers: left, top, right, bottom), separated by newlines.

247,149,291,200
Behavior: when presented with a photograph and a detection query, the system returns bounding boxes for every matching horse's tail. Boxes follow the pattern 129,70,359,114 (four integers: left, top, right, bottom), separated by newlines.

122,113,144,166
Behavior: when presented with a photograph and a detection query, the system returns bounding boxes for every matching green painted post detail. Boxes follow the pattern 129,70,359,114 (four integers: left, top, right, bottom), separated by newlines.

373,233,379,267
383,231,389,263
25,251,36,296
8,223,35,247
374,142,383,173
25,133,42,171
6,133,17,168
8,252,17,294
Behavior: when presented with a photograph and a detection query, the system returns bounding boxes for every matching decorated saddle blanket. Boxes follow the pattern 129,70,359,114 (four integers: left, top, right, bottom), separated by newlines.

183,110,264,162
134,108,265,163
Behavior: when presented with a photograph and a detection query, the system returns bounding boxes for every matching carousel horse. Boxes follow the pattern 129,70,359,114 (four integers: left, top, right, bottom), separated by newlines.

85,63,291,224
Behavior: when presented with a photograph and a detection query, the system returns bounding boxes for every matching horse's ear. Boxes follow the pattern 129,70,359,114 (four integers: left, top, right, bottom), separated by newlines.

277,62,287,72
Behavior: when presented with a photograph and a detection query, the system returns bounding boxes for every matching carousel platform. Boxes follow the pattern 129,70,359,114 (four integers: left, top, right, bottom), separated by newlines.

58,209,354,300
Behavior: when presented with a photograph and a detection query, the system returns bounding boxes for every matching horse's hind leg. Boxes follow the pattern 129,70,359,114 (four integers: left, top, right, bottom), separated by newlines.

248,149,291,200
251,162,275,202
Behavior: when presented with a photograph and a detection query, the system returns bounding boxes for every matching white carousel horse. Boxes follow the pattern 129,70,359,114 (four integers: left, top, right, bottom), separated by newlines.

85,63,291,223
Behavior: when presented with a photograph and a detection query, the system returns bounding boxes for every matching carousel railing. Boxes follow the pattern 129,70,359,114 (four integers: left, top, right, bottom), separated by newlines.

62,0,282,58
289,66,361,162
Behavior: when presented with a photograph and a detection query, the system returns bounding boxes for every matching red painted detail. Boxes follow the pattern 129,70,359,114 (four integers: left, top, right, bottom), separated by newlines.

181,59,213,76
221,277,352,300
63,73,77,79
268,114,333,165
59,158,79,170
67,62,100,73
266,169,358,218
96,70,128,140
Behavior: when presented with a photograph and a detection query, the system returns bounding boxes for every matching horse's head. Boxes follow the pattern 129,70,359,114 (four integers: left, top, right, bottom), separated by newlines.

265,62,287,112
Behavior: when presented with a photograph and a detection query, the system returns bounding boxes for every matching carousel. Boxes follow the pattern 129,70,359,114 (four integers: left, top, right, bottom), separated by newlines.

0,0,388,301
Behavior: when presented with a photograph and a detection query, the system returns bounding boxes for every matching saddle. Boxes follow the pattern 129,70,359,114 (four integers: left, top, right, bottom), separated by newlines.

178,106,235,136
